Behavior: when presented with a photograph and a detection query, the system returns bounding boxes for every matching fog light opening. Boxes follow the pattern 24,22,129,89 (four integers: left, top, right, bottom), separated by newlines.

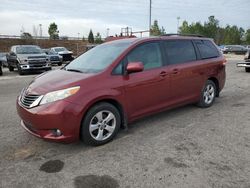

52,129,62,137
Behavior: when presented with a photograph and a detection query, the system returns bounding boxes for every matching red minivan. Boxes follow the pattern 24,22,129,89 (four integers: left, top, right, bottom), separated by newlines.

17,35,226,145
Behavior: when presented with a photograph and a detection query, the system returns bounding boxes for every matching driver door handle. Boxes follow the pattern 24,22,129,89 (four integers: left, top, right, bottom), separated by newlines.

159,71,168,77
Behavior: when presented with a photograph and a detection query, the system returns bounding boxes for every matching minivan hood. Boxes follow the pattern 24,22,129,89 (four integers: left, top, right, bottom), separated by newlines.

26,69,95,95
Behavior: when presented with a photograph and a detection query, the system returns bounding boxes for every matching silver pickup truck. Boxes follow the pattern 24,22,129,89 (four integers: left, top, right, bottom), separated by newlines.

6,45,52,75
237,50,250,72
0,52,7,76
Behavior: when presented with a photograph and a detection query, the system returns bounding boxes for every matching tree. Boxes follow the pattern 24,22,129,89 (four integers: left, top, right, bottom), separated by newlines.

48,22,59,39
150,20,166,36
246,29,250,44
94,32,103,44
88,29,94,43
21,32,32,39
82,35,85,41
179,15,246,44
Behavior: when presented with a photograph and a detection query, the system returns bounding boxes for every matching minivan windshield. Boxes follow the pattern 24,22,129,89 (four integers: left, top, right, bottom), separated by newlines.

16,46,42,54
65,41,131,73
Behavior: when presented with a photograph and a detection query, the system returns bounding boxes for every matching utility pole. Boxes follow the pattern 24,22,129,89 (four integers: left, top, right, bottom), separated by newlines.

149,0,152,36
39,24,42,38
106,28,110,38
177,17,180,34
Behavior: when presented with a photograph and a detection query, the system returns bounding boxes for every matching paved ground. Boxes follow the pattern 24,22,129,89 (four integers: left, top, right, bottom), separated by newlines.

0,59,250,188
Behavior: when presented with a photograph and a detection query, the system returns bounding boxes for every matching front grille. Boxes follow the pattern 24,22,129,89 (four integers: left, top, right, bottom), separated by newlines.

20,93,41,109
50,56,59,61
28,60,47,65
28,56,46,59
62,54,73,61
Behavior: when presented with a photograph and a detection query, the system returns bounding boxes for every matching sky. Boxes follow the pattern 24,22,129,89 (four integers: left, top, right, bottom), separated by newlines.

0,0,249,38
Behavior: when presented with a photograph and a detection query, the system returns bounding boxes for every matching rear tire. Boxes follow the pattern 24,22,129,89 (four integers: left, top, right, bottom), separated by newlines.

245,67,250,72
81,102,121,146
197,80,216,108
58,62,62,66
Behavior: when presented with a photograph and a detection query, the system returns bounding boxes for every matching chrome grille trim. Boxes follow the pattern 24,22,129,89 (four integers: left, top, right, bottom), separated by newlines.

20,93,42,109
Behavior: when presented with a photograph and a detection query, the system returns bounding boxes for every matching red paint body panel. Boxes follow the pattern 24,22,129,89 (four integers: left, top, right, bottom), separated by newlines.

16,36,226,143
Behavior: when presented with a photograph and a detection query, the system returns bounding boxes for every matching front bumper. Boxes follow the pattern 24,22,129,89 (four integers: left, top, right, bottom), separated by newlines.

16,99,83,143
20,63,51,70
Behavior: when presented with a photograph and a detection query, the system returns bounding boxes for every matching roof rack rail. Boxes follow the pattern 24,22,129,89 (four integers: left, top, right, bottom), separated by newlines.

161,33,205,37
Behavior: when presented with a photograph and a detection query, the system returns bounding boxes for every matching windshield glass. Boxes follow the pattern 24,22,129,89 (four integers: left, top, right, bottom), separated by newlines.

54,47,67,52
65,41,131,73
16,46,42,54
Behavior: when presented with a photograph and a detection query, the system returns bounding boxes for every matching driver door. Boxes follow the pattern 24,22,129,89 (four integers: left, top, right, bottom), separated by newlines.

123,42,171,120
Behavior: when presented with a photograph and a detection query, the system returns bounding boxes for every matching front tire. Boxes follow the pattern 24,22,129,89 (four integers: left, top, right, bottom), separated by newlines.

245,67,250,72
0,66,2,76
17,65,24,75
81,102,121,146
8,65,14,72
197,80,216,108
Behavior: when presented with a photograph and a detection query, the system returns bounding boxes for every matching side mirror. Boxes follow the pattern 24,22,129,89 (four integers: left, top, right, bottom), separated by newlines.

126,62,144,74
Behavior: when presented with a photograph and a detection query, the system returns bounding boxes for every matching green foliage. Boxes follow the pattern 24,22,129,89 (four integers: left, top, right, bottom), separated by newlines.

150,20,166,36
21,32,32,39
48,22,59,39
88,29,94,43
94,32,103,44
82,35,85,41
179,16,248,45
246,29,250,44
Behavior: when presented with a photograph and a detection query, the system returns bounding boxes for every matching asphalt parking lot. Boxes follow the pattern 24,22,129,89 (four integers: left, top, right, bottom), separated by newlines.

0,58,250,188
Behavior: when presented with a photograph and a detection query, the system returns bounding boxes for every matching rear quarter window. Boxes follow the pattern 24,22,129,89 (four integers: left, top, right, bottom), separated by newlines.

195,40,220,59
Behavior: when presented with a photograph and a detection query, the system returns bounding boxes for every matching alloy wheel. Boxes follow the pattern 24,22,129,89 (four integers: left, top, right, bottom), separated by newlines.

203,84,215,105
89,110,116,141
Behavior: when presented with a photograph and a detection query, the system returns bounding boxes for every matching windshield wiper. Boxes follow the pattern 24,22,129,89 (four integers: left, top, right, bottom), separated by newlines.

65,68,83,73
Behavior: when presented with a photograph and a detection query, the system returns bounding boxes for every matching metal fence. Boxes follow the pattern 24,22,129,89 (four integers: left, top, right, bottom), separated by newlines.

0,35,82,41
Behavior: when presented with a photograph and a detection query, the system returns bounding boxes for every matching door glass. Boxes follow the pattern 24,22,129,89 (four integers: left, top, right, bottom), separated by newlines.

127,42,162,70
164,40,197,65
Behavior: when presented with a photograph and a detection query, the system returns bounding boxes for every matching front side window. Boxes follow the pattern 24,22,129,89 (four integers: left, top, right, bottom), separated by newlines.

126,42,162,70
164,40,197,65
195,40,219,59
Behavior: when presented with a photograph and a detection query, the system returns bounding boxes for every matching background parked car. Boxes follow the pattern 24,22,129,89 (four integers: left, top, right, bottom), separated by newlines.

50,47,74,62
242,45,250,50
222,45,248,54
244,49,250,62
0,53,7,76
6,45,51,75
236,49,250,72
42,49,63,66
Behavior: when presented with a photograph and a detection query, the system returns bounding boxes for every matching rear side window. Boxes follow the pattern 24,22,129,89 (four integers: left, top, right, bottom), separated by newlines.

164,40,197,65
127,42,162,70
195,40,219,59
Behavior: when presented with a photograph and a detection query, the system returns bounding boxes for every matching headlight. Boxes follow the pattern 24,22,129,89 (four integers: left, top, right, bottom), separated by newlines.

19,59,28,64
40,86,80,105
